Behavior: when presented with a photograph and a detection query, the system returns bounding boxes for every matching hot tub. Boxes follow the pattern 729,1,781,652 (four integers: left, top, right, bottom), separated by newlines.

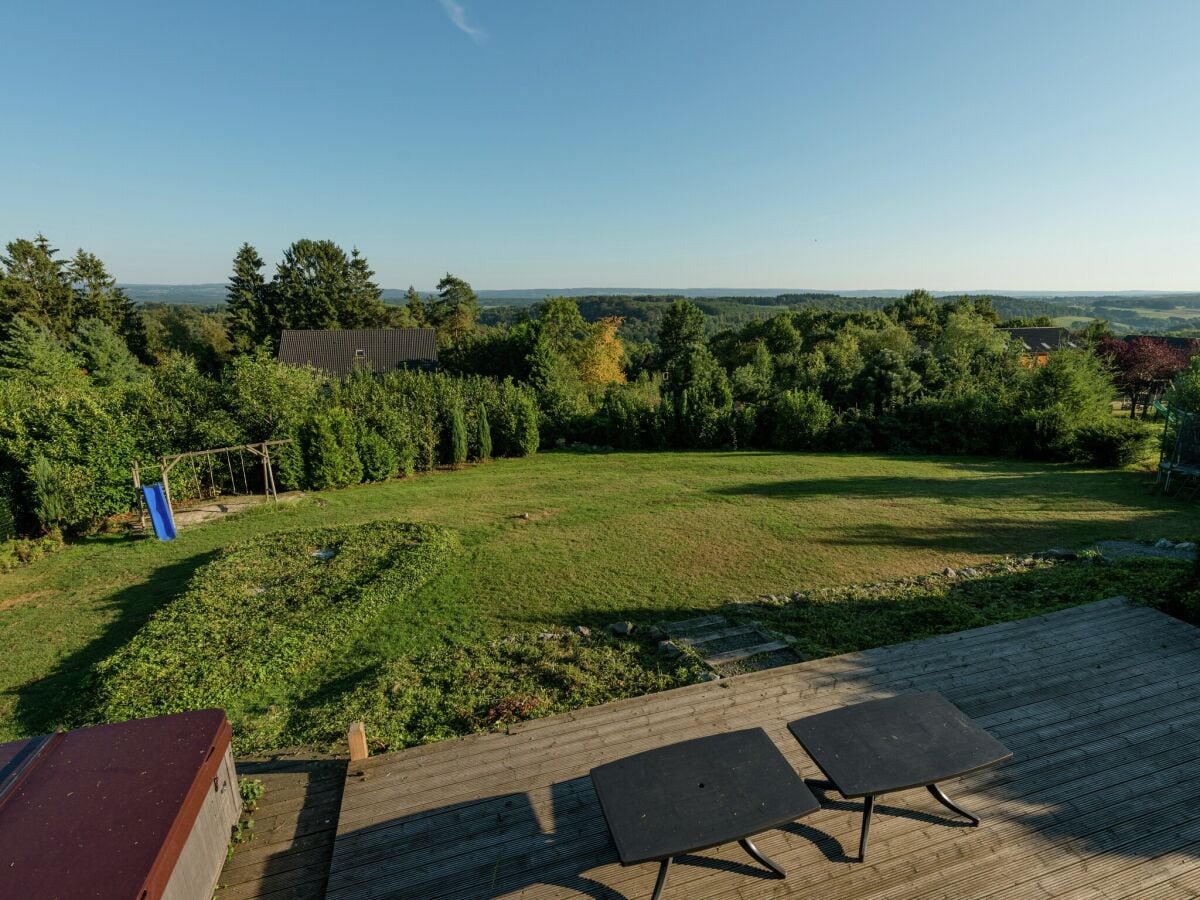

0,708,242,899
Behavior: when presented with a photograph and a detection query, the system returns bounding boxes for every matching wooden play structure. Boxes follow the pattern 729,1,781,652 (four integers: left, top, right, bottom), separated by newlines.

131,440,292,531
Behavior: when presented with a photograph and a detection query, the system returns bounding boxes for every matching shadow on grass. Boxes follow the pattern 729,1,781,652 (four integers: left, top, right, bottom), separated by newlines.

708,467,1165,504
12,550,218,736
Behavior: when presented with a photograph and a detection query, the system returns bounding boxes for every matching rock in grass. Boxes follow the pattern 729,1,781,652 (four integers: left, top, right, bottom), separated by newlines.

699,672,721,682
960,567,979,578
658,640,682,657
942,567,957,578
608,621,635,636
574,625,592,637
1156,538,1173,549
537,632,558,641
1176,542,1197,552
1043,548,1078,561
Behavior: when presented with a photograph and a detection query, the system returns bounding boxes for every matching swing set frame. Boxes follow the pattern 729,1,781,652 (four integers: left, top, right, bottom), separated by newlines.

131,440,292,529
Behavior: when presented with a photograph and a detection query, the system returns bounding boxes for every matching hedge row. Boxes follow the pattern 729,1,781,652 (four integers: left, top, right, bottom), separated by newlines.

91,520,458,722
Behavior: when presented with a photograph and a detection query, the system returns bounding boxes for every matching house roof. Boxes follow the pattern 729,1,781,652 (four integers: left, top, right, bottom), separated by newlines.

999,327,1078,352
277,329,438,377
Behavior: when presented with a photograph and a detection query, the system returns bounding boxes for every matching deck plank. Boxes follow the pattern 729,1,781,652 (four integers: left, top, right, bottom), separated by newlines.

322,599,1200,899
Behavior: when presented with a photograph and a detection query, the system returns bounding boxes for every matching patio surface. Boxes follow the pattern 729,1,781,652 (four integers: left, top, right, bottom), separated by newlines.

236,597,1200,898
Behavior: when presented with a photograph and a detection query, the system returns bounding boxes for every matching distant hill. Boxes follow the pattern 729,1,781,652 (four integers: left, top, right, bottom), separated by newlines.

122,283,1200,308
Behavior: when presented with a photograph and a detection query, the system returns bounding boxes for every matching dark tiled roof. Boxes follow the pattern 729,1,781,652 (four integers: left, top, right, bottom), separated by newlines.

999,327,1077,352
277,329,438,378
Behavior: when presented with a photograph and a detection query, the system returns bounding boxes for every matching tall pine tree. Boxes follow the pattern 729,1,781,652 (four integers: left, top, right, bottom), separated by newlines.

226,242,273,351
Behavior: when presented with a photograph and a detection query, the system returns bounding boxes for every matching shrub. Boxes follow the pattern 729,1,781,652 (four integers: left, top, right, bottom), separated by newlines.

770,389,833,450
92,521,459,724
595,379,660,449
301,408,362,489
477,405,492,461
0,384,137,532
0,530,64,573
448,404,468,466
357,429,398,481
30,455,69,530
1072,419,1153,467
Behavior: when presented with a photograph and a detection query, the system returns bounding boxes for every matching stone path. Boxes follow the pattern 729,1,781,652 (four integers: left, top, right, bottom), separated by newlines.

661,613,803,675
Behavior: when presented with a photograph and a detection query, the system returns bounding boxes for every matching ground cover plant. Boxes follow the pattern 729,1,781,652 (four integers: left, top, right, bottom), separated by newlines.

91,520,457,725
247,631,707,753
3,450,1200,747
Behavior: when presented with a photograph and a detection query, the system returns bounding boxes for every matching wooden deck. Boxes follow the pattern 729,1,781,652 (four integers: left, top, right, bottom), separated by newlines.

218,753,346,899
320,598,1200,899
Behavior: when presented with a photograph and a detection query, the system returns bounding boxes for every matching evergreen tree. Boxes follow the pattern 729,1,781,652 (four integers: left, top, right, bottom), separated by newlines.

0,316,85,388
72,318,143,386
346,248,388,328
0,235,73,336
449,404,469,466
66,250,145,359
404,286,428,327
657,300,706,364
226,242,273,351
477,405,492,460
432,273,479,345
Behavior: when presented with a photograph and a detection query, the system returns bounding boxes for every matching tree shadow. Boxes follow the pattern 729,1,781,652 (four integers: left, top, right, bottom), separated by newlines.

12,550,218,735
709,469,1163,505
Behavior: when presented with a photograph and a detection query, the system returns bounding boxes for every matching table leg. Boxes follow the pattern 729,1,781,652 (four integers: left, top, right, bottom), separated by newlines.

650,857,672,900
739,837,786,878
927,783,980,825
859,794,875,862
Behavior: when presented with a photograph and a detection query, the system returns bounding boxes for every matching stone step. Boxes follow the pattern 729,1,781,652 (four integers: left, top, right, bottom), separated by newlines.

676,625,760,647
705,640,793,666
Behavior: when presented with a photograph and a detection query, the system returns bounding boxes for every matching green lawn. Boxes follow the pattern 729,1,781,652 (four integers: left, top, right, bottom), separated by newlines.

2,450,1198,745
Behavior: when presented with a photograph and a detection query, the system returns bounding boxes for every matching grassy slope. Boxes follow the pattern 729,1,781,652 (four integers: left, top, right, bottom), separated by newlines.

2,450,1198,743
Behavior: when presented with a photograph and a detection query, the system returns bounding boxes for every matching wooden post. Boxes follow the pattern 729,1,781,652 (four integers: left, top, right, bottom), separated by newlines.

348,722,369,762
132,461,147,532
263,444,278,503
260,443,270,500
160,456,173,512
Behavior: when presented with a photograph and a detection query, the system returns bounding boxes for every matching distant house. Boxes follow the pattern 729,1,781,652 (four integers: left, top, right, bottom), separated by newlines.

999,327,1078,366
277,329,438,378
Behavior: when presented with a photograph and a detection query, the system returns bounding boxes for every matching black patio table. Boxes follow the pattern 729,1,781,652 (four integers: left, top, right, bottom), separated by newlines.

788,691,1012,861
589,728,820,900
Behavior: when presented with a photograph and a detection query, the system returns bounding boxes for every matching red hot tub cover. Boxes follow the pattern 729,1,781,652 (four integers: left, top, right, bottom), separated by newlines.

0,708,233,899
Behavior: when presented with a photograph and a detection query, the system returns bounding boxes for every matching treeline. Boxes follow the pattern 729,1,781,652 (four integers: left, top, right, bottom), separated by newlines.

1,231,1188,541
0,235,545,536
459,290,1155,468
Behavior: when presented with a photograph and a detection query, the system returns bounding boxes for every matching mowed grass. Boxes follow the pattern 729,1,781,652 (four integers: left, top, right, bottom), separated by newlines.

2,450,1198,743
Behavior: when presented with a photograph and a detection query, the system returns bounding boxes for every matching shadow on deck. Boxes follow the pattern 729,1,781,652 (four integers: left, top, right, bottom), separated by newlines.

233,598,1200,898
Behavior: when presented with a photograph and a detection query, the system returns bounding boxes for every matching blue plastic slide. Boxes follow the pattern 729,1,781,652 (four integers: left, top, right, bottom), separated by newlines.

142,483,177,541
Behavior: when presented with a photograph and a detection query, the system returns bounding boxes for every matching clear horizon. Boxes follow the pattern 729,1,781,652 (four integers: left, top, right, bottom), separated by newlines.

3,1,1199,290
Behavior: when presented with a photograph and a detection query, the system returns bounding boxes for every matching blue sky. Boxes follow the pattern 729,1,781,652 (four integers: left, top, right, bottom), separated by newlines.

2,0,1197,290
